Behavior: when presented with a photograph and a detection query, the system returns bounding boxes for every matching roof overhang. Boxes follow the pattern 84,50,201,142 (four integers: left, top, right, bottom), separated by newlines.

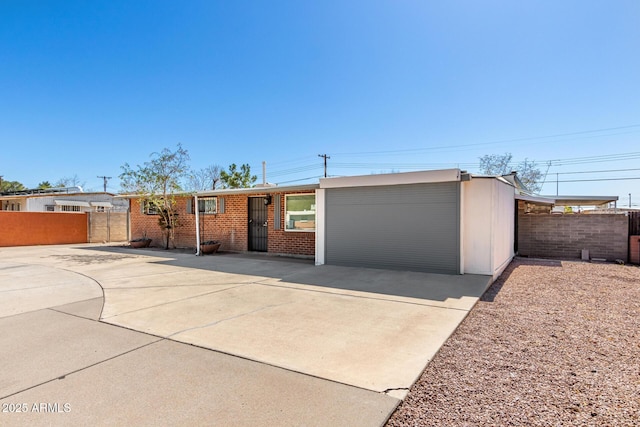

90,202,113,208
118,184,320,199
196,183,319,197
54,200,91,207
320,169,461,189
543,195,618,206
516,194,556,205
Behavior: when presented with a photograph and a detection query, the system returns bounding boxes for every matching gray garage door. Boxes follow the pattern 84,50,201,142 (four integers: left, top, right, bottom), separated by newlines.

325,182,460,274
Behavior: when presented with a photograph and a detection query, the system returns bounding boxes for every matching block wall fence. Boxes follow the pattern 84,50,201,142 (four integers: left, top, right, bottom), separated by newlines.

517,214,628,262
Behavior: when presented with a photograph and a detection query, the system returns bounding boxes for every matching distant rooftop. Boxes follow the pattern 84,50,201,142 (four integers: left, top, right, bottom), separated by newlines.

0,186,84,196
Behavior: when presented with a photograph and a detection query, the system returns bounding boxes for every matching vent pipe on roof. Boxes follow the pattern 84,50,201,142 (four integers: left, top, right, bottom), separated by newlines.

255,161,277,188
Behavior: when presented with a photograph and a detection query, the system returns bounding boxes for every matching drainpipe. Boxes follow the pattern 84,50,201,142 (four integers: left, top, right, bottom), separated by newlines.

195,195,201,255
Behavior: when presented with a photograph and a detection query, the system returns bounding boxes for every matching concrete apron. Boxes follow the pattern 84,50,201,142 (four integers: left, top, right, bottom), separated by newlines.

0,245,492,425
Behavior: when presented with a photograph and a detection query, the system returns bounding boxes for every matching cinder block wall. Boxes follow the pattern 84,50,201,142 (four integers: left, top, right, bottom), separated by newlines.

518,214,628,261
129,192,315,256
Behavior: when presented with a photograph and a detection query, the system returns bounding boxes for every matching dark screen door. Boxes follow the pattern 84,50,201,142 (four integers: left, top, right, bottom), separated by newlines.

248,197,268,251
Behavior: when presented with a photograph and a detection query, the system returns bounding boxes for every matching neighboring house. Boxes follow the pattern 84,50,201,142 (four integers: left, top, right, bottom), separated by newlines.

126,169,516,278
0,188,128,213
0,187,130,246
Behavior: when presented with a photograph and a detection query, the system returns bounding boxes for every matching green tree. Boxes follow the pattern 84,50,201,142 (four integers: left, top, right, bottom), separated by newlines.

0,179,26,193
479,153,543,193
120,144,190,249
38,181,53,189
220,163,257,189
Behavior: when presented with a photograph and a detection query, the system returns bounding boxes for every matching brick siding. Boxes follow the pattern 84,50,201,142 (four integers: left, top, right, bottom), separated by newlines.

630,236,640,264
129,191,315,257
518,214,628,262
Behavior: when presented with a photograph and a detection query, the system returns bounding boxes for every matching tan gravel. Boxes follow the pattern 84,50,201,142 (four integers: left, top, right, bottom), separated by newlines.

387,257,640,426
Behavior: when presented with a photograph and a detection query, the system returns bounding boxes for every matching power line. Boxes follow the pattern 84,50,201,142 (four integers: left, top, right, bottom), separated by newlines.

331,124,640,156
551,176,640,183
553,167,640,175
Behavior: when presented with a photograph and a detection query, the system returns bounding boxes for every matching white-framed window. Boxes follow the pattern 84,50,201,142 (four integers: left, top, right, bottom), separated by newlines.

95,206,106,212
61,205,81,212
45,205,55,212
285,194,316,232
197,197,217,214
141,200,159,215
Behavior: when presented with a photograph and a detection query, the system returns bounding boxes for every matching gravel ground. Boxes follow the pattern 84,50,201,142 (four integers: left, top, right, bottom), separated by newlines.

387,258,640,426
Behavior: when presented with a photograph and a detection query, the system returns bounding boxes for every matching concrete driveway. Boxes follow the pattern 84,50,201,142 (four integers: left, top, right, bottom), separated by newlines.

0,244,491,426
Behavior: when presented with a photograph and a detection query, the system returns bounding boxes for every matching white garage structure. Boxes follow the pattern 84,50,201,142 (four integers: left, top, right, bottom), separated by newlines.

315,169,515,279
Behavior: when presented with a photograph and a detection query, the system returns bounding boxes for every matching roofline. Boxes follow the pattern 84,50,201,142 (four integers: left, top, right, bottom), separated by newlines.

320,169,461,189
516,194,556,205
541,195,619,201
196,183,319,197
0,192,116,199
117,184,320,199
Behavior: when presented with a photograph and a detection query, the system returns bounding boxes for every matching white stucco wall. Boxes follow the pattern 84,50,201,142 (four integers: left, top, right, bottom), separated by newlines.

25,194,129,212
315,189,326,265
491,179,515,277
462,178,515,278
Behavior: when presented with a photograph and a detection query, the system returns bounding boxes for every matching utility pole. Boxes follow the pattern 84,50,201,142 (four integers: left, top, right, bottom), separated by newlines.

318,154,330,178
556,173,559,196
630,193,632,208
97,176,112,192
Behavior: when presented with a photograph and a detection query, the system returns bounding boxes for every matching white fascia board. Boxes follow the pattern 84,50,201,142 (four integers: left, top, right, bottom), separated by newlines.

516,194,555,205
320,169,461,189
54,200,91,207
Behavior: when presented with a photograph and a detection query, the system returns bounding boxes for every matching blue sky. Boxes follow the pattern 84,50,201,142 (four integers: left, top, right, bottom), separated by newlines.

1,1,639,205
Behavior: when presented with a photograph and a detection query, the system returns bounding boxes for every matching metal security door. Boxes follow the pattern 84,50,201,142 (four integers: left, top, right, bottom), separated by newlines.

248,197,268,252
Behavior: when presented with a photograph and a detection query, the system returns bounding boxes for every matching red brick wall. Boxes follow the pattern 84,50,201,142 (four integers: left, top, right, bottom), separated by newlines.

630,236,640,264
0,211,88,247
129,191,316,256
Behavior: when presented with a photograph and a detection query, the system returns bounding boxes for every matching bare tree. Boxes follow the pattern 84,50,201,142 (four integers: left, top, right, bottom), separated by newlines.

479,153,514,176
55,174,86,189
516,158,543,193
478,153,543,193
120,144,190,249
187,164,222,191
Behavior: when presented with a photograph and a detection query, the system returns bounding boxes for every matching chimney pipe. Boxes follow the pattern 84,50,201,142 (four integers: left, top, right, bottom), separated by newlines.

262,161,266,185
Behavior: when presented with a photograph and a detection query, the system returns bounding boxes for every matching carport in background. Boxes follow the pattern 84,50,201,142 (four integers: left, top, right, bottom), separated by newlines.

324,182,460,274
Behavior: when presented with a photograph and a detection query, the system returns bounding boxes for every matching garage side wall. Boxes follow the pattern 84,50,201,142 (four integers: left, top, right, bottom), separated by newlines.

463,179,515,277
324,182,460,274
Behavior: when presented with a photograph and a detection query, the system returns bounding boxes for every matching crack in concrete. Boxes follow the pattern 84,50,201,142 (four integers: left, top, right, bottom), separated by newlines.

101,284,249,319
167,302,290,337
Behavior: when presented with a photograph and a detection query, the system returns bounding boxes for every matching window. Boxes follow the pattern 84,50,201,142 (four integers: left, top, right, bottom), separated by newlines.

95,206,106,212
141,200,159,215
45,205,55,212
61,205,81,212
285,194,316,231
197,197,217,214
